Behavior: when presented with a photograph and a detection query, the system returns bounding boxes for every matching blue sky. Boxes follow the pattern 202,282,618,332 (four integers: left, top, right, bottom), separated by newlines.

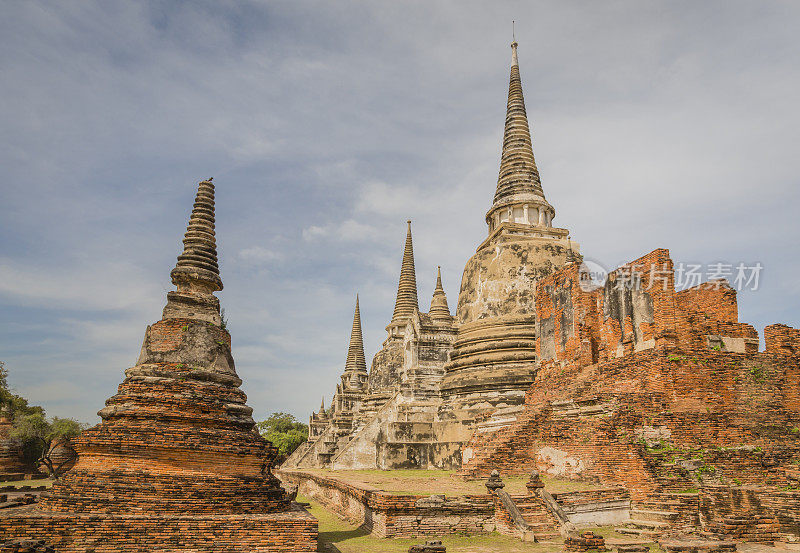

1,1,798,423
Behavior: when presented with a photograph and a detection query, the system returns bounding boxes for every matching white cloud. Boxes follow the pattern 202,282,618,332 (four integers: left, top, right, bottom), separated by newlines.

0,258,161,313
238,246,282,265
302,219,381,243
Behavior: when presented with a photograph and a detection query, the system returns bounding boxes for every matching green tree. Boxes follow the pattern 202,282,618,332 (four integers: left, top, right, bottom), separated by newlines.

11,413,84,478
0,361,44,418
256,412,308,459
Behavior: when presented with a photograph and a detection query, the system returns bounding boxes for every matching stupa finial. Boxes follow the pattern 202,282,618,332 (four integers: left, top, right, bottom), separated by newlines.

390,221,419,324
494,39,545,207
170,178,222,294
429,266,451,321
344,295,368,376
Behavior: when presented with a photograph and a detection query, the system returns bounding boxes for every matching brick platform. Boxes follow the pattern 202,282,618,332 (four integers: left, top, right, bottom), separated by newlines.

282,469,495,538
0,504,317,552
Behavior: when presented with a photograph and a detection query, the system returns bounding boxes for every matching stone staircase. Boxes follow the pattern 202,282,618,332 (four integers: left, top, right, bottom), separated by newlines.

285,422,355,468
616,508,675,538
512,495,562,540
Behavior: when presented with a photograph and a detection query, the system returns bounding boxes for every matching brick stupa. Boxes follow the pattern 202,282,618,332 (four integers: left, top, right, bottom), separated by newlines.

0,179,317,552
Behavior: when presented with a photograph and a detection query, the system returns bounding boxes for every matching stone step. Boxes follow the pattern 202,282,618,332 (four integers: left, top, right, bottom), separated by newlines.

526,521,557,529
627,519,670,530
625,518,669,530
630,509,680,522
634,501,692,509
616,527,661,538
515,501,545,509
523,515,553,524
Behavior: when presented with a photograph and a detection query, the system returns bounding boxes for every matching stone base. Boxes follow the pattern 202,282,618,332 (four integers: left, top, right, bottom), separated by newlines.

660,539,736,553
0,503,317,552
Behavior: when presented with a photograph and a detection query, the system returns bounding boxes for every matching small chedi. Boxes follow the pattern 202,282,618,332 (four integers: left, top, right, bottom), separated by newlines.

288,39,800,544
0,179,317,551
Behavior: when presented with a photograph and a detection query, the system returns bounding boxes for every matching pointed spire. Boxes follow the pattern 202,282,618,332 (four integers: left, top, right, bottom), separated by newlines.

170,178,223,293
390,221,419,324
429,266,451,321
344,295,368,375
566,235,580,264
494,40,545,207
318,397,327,419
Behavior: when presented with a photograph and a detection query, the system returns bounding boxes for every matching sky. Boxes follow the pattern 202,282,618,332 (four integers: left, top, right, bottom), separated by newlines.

1,1,798,424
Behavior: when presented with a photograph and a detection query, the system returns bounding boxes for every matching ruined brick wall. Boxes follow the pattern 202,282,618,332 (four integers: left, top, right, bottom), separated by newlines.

536,249,689,371
676,282,738,325
534,250,759,373
599,249,677,357
461,348,800,499
675,282,758,352
700,485,800,539
536,263,600,370
0,507,317,552
281,469,496,538
765,324,800,355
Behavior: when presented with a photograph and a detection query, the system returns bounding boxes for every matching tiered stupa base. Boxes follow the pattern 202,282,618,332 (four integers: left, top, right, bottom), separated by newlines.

0,504,317,553
0,315,317,551
440,315,538,418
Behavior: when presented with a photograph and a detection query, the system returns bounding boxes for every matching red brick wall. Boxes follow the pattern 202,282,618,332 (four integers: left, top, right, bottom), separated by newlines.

462,348,800,499
536,263,600,370
0,507,317,552
676,282,738,325
700,485,800,540
765,324,800,355
0,418,27,476
533,250,762,378
601,248,678,354
281,469,496,538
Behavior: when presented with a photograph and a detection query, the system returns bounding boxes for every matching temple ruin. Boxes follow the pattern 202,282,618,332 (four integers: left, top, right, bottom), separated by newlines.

285,37,800,545
287,38,580,471
0,32,796,551
0,179,317,551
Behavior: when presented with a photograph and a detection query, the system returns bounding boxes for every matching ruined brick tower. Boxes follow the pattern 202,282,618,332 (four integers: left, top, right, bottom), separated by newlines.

440,39,578,417
0,179,317,551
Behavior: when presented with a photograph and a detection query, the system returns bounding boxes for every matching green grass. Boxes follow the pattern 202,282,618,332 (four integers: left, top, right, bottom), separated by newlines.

0,478,53,489
302,493,563,552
